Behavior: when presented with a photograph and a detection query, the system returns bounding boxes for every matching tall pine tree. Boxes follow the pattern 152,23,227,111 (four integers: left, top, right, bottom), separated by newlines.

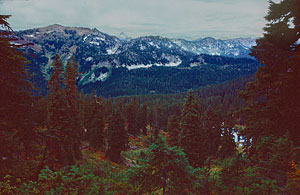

137,103,148,135
179,90,204,167
89,93,105,150
129,135,197,194
106,101,127,162
125,96,139,135
47,55,69,166
239,0,300,191
0,15,35,178
167,114,180,147
240,0,300,149
64,57,81,163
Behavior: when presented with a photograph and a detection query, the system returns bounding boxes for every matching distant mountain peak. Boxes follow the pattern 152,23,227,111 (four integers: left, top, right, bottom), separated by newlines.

202,37,216,41
194,37,215,42
119,32,131,40
47,24,63,28
39,24,67,31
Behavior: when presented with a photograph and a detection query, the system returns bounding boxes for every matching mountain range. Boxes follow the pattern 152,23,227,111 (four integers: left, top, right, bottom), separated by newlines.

13,24,259,96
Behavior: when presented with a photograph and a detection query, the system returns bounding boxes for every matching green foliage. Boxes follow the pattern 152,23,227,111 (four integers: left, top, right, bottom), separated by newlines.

128,135,197,194
167,114,180,146
207,136,299,194
251,135,298,190
3,2,300,193
46,55,83,166
0,175,19,195
88,93,105,150
179,91,233,167
64,57,82,161
202,108,222,157
210,154,280,195
106,103,127,163
0,15,36,180
137,103,148,135
19,165,104,194
237,1,300,191
47,55,66,131
124,96,139,135
179,90,205,167
240,0,300,148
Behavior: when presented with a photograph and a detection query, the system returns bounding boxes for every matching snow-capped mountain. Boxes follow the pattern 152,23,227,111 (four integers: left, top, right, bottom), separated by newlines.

14,24,258,96
15,25,256,72
118,32,131,41
172,37,256,58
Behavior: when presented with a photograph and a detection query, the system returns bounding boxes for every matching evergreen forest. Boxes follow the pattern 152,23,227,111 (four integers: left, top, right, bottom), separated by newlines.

1,0,300,194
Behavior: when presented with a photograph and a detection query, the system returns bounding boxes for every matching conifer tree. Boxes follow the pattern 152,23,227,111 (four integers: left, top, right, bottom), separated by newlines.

154,103,164,131
47,55,69,165
80,93,92,141
64,57,81,162
202,108,222,157
240,0,300,149
239,0,300,190
129,135,196,194
47,55,66,131
89,93,105,150
106,102,127,162
179,90,204,167
147,102,155,129
125,96,139,135
137,103,148,134
0,15,35,177
167,114,180,146
104,97,113,120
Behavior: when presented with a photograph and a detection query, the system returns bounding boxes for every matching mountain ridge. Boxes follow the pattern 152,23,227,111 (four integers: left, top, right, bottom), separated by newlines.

13,24,259,96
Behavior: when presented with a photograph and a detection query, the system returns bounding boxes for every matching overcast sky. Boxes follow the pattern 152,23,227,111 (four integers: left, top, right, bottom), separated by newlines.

0,0,271,40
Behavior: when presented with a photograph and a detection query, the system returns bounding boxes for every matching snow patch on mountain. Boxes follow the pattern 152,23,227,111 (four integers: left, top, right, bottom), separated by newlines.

83,35,89,41
127,64,153,70
97,72,108,81
95,37,105,41
89,41,99,46
107,45,118,55
165,59,182,67
127,57,182,70
25,34,35,38
86,57,93,61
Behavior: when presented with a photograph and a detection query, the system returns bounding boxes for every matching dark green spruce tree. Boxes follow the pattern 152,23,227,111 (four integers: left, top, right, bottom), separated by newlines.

147,102,155,129
179,90,204,167
125,96,139,135
129,135,197,194
79,93,90,141
106,101,127,162
64,57,81,163
239,0,300,191
89,92,105,150
202,108,222,158
240,0,300,149
47,55,69,166
167,114,181,146
0,15,36,178
137,103,148,135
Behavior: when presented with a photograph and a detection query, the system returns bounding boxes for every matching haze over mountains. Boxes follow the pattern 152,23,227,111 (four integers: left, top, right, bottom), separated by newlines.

14,24,259,96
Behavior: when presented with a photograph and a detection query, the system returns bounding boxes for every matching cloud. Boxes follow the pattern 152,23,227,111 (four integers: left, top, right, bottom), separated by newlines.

0,0,269,39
